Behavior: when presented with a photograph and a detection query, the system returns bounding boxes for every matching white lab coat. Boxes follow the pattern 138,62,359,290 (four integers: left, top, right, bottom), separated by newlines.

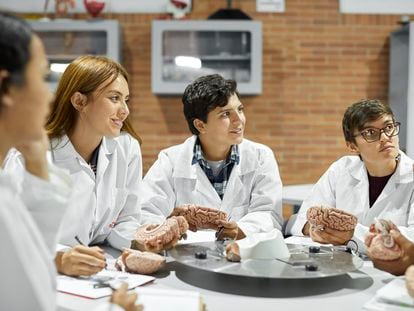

140,136,283,235
49,133,142,250
0,162,71,310
288,152,414,251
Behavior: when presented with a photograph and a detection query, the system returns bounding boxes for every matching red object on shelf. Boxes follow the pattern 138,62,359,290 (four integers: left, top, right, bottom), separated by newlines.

83,0,105,18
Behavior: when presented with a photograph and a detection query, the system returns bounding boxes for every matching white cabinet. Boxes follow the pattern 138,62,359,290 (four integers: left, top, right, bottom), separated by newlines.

152,20,262,95
389,23,414,157
28,20,121,90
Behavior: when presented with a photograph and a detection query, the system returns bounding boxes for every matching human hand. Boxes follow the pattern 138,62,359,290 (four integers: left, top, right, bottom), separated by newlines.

170,204,227,231
110,283,143,311
406,265,414,297
309,225,354,245
15,130,49,180
215,220,246,241
365,219,401,261
55,245,106,276
367,229,414,276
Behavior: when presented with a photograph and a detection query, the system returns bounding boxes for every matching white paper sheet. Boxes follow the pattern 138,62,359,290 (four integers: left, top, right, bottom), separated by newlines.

178,230,216,244
134,287,202,311
57,269,155,299
284,235,333,247
364,278,414,310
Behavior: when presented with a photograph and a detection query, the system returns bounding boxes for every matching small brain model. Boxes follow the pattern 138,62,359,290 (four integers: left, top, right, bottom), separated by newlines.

365,219,402,261
172,204,227,231
225,242,241,262
306,206,357,231
115,248,166,275
406,265,414,297
134,216,189,252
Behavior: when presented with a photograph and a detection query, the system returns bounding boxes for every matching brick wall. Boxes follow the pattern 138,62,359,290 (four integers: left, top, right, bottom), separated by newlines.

88,1,409,184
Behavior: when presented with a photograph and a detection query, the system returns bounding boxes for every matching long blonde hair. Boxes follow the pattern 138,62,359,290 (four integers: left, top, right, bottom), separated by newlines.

45,55,141,144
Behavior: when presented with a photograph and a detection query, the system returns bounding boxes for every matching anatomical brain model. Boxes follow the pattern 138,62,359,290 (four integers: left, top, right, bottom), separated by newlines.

365,219,402,261
406,265,414,297
171,204,227,231
134,216,188,252
306,206,358,231
115,248,165,275
225,242,241,262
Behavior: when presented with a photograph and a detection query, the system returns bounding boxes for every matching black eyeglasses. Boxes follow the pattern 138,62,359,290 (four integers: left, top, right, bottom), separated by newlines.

354,122,400,143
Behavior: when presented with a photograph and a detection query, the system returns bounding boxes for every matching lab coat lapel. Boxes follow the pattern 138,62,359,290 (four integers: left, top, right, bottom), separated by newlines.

51,135,94,178
371,152,413,210
95,137,116,185
94,138,117,224
221,140,255,214
221,164,243,214
172,136,221,207
348,159,370,219
194,165,222,206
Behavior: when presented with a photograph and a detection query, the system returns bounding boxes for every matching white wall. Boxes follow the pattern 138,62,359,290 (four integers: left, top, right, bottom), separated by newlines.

340,0,414,14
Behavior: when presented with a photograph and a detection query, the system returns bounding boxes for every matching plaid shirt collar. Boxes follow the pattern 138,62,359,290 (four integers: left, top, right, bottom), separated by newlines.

191,138,240,166
191,138,240,199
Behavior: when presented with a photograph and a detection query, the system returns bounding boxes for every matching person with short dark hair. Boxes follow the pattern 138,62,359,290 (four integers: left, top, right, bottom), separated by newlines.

287,99,414,251
0,13,141,311
139,74,283,240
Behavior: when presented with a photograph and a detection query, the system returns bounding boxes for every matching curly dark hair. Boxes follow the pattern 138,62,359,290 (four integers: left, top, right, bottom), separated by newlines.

342,99,394,144
182,74,239,135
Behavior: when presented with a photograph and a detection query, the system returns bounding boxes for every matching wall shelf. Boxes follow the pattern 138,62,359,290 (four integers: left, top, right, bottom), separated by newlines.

28,19,121,90
152,20,262,95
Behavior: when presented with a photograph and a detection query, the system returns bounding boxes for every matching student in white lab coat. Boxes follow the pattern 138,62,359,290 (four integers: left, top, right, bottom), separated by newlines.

140,74,283,240
43,55,143,277
287,99,414,251
0,13,141,311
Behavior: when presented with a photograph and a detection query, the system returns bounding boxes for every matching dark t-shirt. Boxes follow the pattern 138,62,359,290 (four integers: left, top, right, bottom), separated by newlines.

368,173,393,207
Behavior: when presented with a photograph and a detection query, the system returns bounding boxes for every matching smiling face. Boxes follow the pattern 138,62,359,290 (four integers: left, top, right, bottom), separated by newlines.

195,94,245,155
347,114,400,174
77,74,130,139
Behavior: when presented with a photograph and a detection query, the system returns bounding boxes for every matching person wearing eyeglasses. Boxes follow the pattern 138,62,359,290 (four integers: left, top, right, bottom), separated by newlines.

287,99,414,252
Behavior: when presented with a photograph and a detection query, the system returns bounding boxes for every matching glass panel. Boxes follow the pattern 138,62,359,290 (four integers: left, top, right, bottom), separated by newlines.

162,30,251,83
36,31,107,84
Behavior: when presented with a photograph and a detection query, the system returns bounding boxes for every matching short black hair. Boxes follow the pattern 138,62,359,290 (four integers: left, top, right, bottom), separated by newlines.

342,99,395,144
0,13,33,88
182,74,238,135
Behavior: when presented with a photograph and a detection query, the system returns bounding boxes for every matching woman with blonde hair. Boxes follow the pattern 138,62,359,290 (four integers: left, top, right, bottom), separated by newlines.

46,55,143,277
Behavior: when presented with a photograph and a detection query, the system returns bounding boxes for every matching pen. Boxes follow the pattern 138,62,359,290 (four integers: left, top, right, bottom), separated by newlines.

75,235,107,270
74,235,85,246
93,280,118,291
